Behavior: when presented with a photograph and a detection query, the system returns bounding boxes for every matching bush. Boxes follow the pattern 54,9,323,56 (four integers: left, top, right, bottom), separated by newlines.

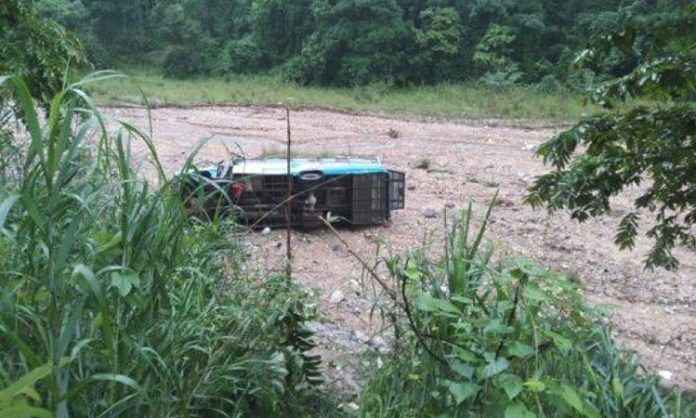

215,37,266,75
0,75,324,417
162,45,200,78
536,74,562,94
359,201,696,418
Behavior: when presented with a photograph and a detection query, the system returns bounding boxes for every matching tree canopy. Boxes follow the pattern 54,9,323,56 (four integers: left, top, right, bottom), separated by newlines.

526,5,696,270
25,0,688,86
1,0,87,106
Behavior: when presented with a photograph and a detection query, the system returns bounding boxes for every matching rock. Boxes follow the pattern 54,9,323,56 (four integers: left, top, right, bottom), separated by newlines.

329,290,345,304
305,321,327,334
353,330,369,343
407,184,416,191
522,143,540,151
274,242,282,249
367,336,390,353
261,226,271,235
658,370,674,381
445,202,456,209
423,208,438,219
387,128,400,138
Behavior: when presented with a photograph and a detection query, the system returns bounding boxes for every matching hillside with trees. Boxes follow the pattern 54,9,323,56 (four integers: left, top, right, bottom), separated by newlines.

35,0,690,87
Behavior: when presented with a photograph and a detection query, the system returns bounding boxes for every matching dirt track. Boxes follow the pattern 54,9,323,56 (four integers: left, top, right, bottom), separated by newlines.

105,105,696,394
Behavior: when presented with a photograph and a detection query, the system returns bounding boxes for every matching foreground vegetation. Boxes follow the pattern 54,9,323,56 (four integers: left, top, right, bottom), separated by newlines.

3,73,693,417
0,76,331,417
90,70,595,122
357,203,696,418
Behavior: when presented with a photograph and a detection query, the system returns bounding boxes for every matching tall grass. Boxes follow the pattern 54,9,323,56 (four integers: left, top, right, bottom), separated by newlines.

89,69,597,122
0,75,327,417
358,200,696,418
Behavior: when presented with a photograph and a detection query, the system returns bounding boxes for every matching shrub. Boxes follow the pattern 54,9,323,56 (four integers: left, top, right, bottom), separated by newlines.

359,201,695,418
215,36,266,75
0,75,323,417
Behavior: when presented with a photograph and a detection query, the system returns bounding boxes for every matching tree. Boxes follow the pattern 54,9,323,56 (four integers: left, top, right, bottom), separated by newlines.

251,0,314,63
473,23,521,85
412,7,462,83
0,0,88,106
526,6,696,270
287,0,411,86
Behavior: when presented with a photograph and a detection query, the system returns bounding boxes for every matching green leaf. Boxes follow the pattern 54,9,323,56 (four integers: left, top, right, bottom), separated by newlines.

500,376,523,400
541,330,572,355
450,361,474,379
0,404,53,418
0,194,20,234
523,380,546,392
404,261,421,281
0,358,68,407
91,373,142,392
523,286,547,302
416,292,461,315
559,384,583,412
507,342,534,358
482,358,508,379
483,320,513,335
505,403,537,418
611,378,624,398
110,272,140,297
448,381,480,405
558,385,600,418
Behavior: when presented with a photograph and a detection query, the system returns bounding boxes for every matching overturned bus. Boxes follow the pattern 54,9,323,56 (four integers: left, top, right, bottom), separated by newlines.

182,157,405,229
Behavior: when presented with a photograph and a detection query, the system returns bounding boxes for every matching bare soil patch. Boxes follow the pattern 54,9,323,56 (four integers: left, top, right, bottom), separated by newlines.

105,105,696,394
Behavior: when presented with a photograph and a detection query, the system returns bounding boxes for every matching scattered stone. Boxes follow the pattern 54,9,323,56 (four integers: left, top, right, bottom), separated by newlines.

387,128,400,138
445,202,456,209
415,158,431,170
423,208,438,219
305,321,327,334
339,403,359,412
261,226,271,235
494,198,514,207
367,336,390,353
329,289,345,304
658,370,674,381
522,143,539,151
353,330,369,343
274,242,282,249
427,167,453,175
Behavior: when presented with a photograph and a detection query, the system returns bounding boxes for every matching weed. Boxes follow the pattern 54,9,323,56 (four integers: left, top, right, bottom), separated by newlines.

89,68,601,122
358,199,696,418
0,75,327,417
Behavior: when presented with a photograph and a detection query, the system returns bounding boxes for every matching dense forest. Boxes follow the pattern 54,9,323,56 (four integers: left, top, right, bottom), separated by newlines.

35,0,688,86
